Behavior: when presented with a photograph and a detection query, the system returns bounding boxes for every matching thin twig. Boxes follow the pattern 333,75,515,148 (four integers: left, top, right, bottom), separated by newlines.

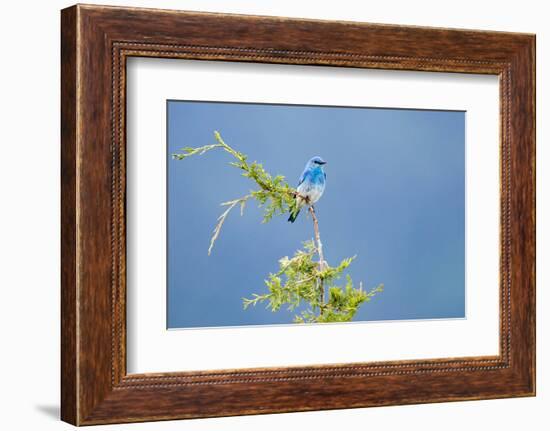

308,205,325,305
208,194,252,255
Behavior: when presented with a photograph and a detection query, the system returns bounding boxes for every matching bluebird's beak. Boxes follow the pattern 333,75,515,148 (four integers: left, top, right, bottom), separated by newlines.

311,156,327,165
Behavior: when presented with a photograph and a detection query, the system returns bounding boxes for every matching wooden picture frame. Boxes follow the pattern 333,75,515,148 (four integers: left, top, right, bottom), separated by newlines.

61,4,535,425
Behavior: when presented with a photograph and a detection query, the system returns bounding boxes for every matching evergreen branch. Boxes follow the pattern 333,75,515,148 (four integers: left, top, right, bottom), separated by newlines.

171,143,223,160
173,131,297,250
242,241,383,323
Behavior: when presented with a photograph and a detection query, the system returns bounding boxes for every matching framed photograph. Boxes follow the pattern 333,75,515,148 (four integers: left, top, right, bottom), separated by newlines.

61,4,535,425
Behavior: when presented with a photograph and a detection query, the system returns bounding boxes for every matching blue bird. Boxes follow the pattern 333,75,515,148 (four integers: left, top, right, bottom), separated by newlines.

288,156,327,223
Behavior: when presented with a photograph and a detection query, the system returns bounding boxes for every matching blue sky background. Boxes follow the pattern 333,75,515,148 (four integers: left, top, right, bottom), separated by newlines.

167,101,465,329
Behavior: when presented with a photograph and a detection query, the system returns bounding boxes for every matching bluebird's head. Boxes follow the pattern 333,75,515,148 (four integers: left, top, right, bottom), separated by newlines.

307,156,327,168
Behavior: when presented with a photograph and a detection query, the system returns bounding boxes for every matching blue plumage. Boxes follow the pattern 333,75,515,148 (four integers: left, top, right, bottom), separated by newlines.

288,156,327,223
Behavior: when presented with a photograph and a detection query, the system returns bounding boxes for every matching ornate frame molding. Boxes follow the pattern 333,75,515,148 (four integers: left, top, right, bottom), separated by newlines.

61,5,535,425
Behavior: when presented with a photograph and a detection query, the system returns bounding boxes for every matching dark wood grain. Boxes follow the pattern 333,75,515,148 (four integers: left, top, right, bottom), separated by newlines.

60,6,78,425
61,4,536,425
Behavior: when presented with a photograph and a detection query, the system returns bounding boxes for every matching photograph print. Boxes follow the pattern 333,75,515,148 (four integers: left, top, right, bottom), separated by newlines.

168,100,465,329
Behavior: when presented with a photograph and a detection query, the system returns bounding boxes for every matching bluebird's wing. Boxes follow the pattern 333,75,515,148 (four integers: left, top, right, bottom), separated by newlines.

297,167,308,186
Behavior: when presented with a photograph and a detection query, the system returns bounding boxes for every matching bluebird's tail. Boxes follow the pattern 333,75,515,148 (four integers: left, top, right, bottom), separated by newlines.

288,209,300,223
